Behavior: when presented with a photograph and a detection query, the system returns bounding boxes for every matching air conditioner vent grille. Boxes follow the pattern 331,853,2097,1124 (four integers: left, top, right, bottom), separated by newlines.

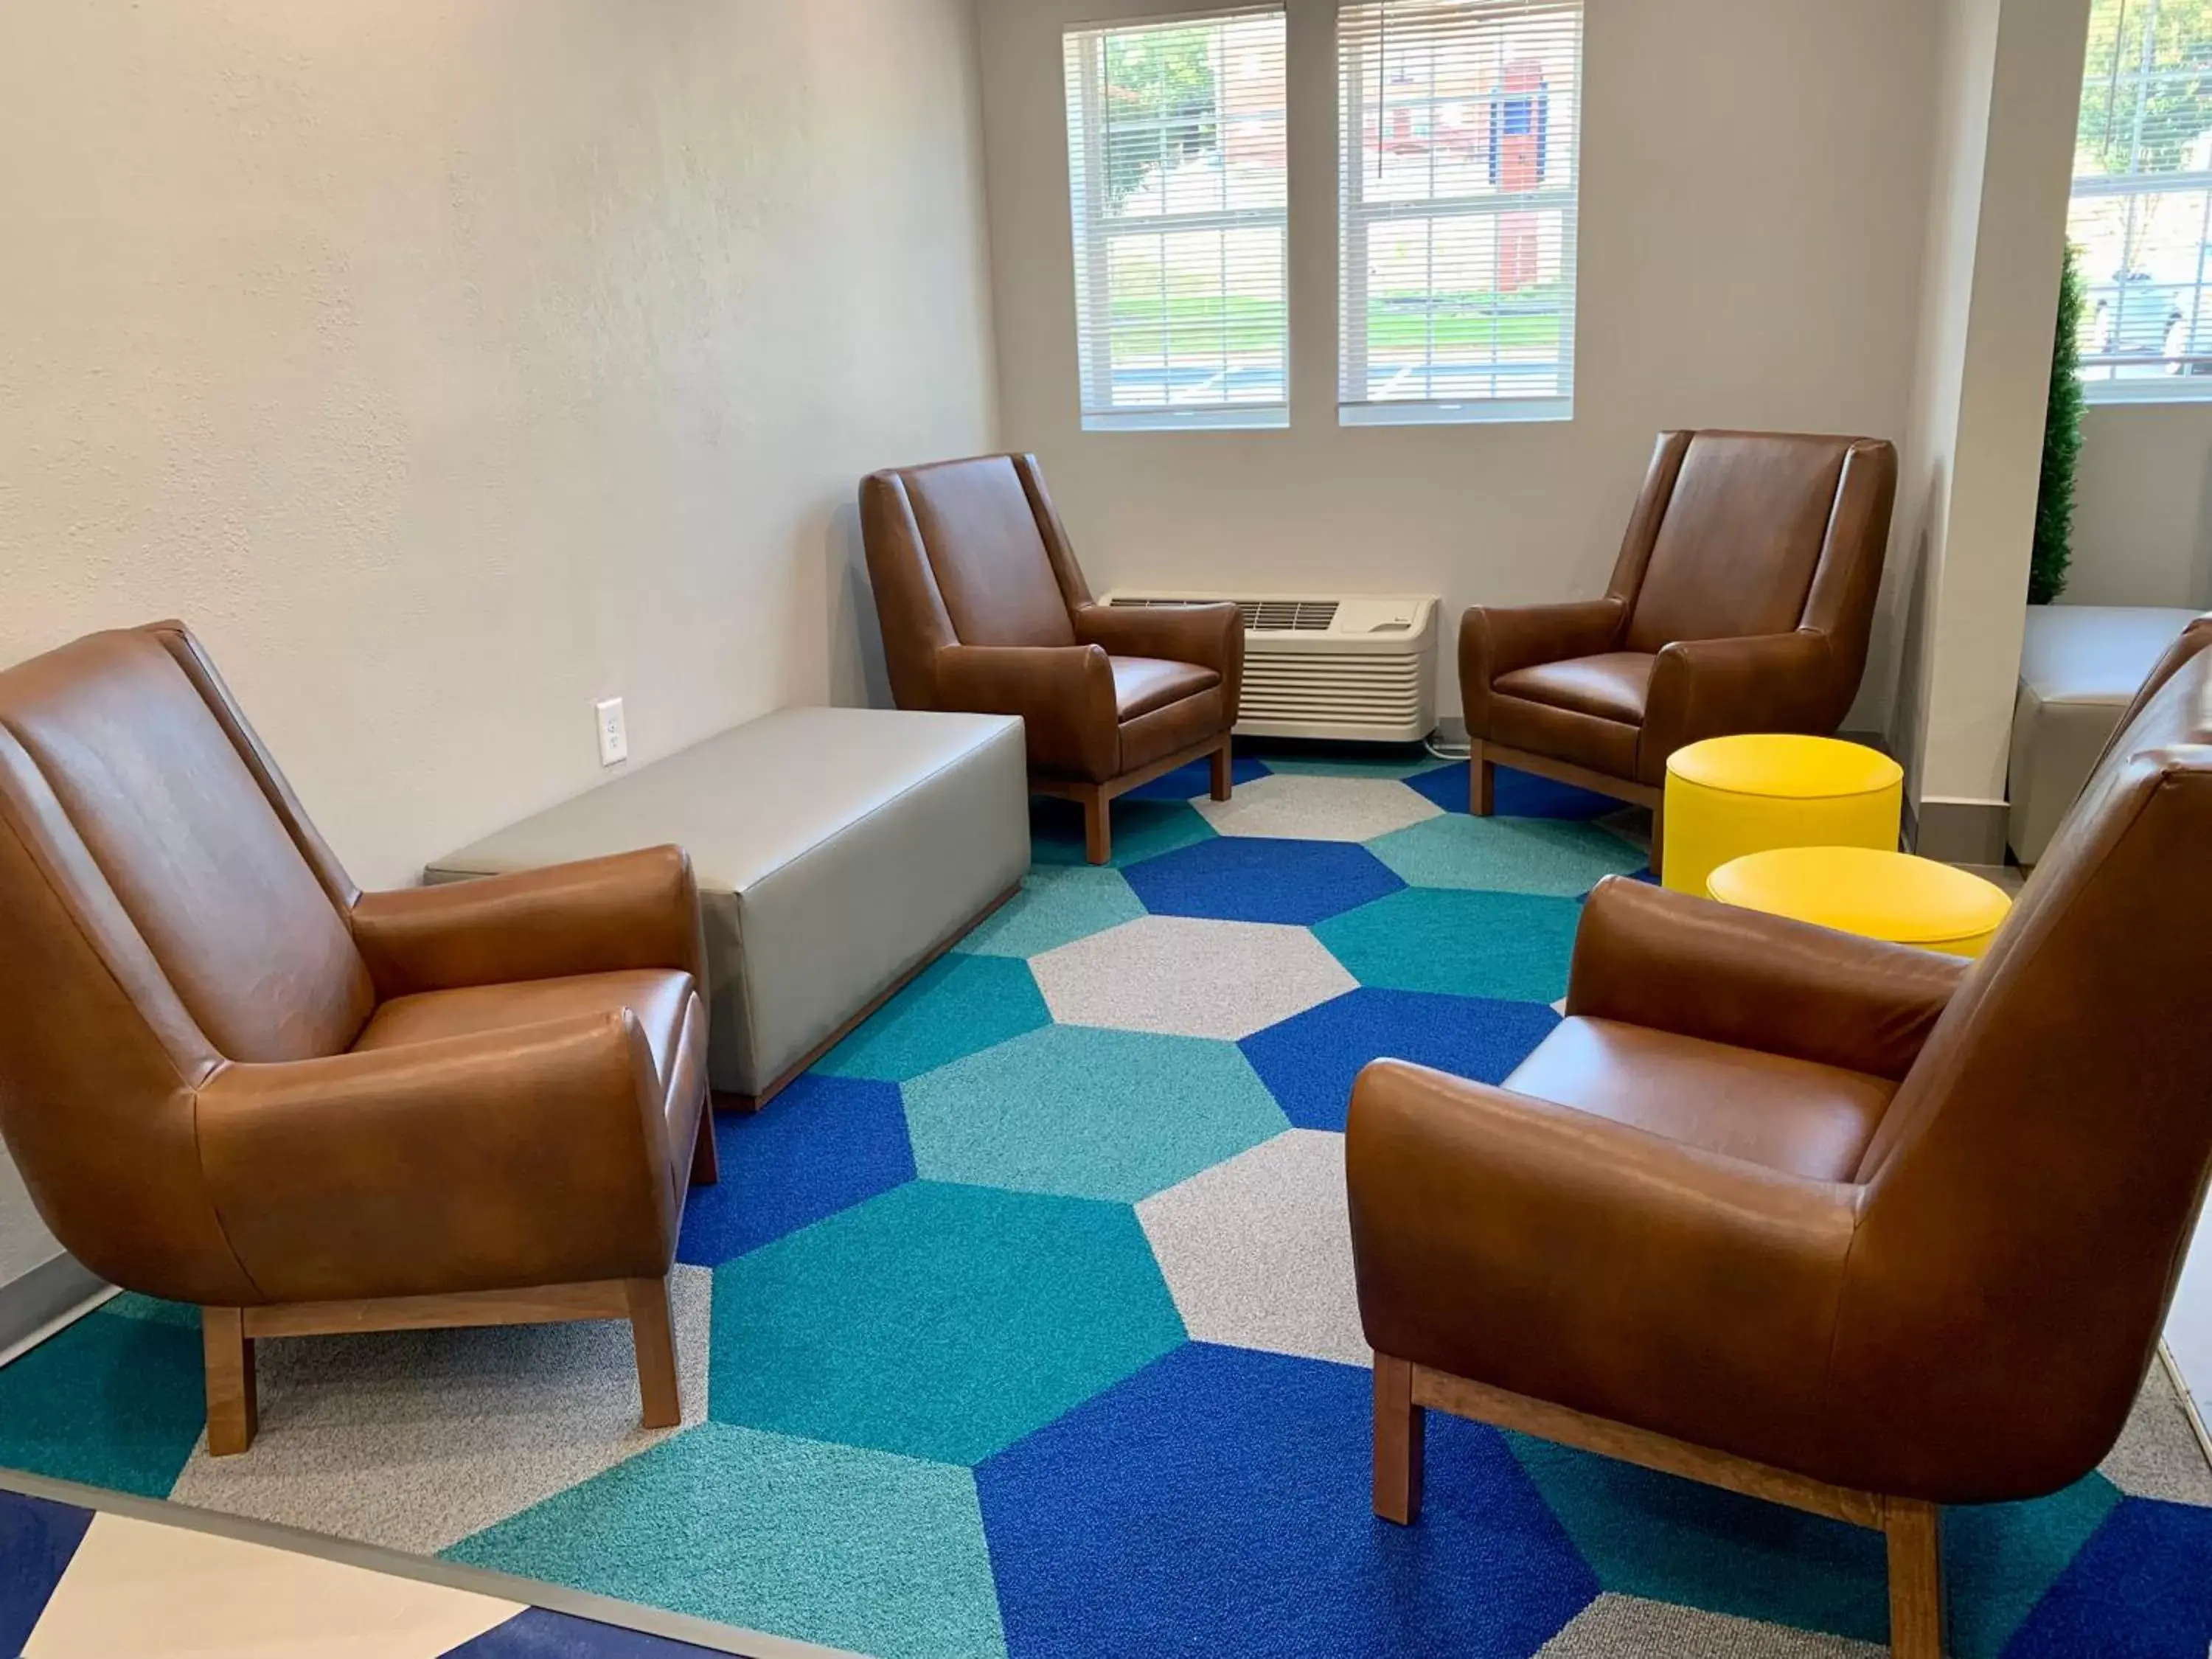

1099,590,1439,742
1110,595,1338,633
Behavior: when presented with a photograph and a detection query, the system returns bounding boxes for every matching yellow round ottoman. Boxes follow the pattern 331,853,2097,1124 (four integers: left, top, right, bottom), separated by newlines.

1708,846,2013,958
1662,734,1904,897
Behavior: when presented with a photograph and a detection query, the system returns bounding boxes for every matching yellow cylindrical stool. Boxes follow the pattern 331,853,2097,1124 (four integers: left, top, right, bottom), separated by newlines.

1708,846,2013,958
1662,734,1904,896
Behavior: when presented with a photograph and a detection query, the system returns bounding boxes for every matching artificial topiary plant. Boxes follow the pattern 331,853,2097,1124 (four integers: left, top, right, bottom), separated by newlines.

2030,242,2087,605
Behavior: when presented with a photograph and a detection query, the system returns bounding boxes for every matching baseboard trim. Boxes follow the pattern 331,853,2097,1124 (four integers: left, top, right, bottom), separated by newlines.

1908,796,2009,865
2159,1340,2212,1474
0,1252,113,1367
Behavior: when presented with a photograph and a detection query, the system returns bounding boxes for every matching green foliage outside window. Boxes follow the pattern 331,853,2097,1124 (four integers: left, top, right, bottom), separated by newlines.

1102,30,1220,214
2078,0,2212,177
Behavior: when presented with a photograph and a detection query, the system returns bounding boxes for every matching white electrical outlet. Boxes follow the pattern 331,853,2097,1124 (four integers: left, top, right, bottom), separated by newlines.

594,697,629,767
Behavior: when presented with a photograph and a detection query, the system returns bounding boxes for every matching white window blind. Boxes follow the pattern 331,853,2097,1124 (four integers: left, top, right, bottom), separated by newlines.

2070,0,2212,400
1338,0,1582,425
1062,8,1290,431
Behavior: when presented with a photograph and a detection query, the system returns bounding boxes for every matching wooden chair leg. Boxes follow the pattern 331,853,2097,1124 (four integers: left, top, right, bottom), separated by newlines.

625,1276,683,1430
1470,744,1496,817
1372,1354,1425,1524
202,1307,257,1456
1082,788,1112,865
689,1098,720,1186
1210,737,1234,801
1885,1499,1944,1659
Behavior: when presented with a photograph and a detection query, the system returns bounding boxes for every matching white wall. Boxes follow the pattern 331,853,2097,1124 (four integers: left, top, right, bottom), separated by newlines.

975,0,1941,720
2065,404,2212,608
0,0,998,1295
1885,0,2089,828
2172,1220,2212,1422
0,0,998,892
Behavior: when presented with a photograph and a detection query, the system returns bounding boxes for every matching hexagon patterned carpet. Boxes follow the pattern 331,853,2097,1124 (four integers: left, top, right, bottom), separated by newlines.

4,748,2212,1659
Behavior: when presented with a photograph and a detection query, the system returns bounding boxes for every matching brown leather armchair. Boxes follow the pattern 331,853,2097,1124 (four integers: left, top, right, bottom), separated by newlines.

860,453,1243,863
0,623,714,1454
1349,641,2212,1658
1462,431,1896,864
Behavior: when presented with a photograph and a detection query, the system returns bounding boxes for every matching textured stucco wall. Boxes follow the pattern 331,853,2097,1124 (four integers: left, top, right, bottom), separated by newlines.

0,0,997,1291
0,0,998,891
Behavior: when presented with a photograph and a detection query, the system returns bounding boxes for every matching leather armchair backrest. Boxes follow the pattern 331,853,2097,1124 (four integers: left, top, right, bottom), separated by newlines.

0,623,370,1302
1830,649,2212,1495
891,456,1079,649
1620,432,1860,654
0,627,372,1065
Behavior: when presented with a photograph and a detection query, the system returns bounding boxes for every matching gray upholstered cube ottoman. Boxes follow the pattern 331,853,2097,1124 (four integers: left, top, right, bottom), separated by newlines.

428,707,1029,1105
2008,605,2198,865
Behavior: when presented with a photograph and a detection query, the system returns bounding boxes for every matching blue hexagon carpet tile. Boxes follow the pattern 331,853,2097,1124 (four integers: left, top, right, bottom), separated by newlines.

4,743,2211,1659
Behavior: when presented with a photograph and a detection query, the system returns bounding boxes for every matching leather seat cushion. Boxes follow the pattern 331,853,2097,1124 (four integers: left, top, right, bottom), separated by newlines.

1494,653,1655,725
1483,695,1640,780
1119,685,1228,775
1506,1015,1895,1182
355,970,698,1169
1112,655,1220,721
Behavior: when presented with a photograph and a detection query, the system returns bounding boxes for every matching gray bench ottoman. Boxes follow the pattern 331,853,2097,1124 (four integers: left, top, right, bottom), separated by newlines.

2008,605,2199,866
429,707,1029,1107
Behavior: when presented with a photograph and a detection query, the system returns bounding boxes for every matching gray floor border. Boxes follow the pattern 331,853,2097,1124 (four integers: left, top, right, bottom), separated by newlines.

0,1464,861,1659
2158,1340,2212,1471
0,1254,112,1367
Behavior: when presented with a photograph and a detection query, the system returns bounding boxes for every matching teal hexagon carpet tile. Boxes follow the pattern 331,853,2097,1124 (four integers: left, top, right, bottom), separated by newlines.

4,741,2211,1659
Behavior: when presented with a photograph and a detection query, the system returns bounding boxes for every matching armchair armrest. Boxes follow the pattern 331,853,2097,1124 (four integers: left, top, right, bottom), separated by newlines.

197,1012,676,1303
1461,597,1627,688
1639,629,1838,770
1569,877,1966,1080
1071,602,1244,706
351,846,705,1001
936,641,1120,780
1346,1057,1857,1451
1461,598,1627,736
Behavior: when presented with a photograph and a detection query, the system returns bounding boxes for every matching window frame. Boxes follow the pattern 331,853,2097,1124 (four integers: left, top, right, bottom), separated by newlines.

2069,2,2212,404
1062,6,1293,434
1335,0,1584,428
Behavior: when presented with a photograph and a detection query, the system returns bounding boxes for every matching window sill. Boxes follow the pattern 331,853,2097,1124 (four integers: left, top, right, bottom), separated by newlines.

2081,379,2212,408
1081,407,1289,434
1339,397,1573,428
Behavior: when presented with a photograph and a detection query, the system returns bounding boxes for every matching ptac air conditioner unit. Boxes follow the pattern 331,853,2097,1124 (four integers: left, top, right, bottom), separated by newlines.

1102,591,1440,742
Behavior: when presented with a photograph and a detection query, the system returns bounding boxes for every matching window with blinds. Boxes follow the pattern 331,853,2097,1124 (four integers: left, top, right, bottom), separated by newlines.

2070,0,2212,399
1062,8,1290,431
1338,0,1582,425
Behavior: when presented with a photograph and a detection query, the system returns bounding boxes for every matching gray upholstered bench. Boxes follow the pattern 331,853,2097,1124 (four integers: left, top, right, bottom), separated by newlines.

2008,605,2198,865
428,707,1029,1107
